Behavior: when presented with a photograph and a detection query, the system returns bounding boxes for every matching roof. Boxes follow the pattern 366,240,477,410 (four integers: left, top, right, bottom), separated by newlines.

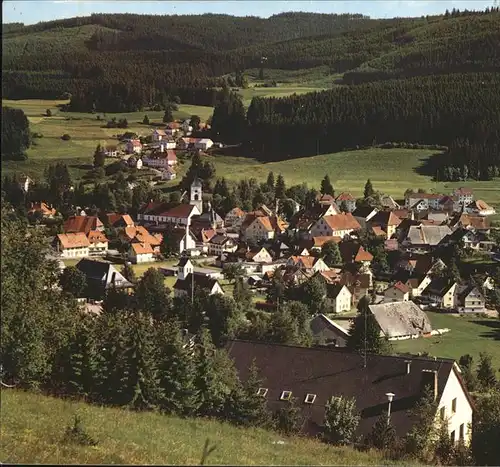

388,281,410,294
57,232,90,249
310,314,350,345
226,340,460,438
154,129,167,136
422,278,456,298
161,204,197,219
393,209,410,219
322,213,361,232
335,192,355,202
352,206,377,219
226,207,245,218
129,139,142,147
454,214,490,230
64,216,103,235
380,196,401,209
123,226,162,246
328,283,350,299
173,273,221,292
370,211,401,227
454,187,473,195
28,202,56,216
406,225,452,246
131,242,154,255
106,213,134,227
369,301,432,338
165,149,177,161
312,236,342,248
372,226,386,237
210,234,232,245
166,122,181,129
406,192,444,200
75,259,133,289
468,200,493,211
87,230,108,244
339,241,373,264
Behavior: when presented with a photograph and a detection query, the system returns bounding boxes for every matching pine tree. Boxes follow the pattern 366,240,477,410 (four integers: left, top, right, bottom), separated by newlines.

163,108,173,123
347,296,390,354
156,320,199,416
142,115,150,125
477,352,497,390
225,360,270,427
93,144,106,168
190,115,201,132
322,240,342,267
275,174,286,199
458,354,477,391
273,396,304,435
369,415,397,450
266,171,275,190
363,179,375,199
320,175,334,196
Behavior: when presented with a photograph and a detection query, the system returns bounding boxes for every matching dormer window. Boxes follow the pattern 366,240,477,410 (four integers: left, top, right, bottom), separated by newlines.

304,394,317,404
280,391,292,401
256,388,268,397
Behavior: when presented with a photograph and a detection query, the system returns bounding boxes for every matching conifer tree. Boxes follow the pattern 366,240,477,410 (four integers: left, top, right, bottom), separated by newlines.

347,296,390,354
273,396,304,435
163,108,173,123
363,179,375,199
275,174,286,199
93,144,106,168
477,352,497,390
321,175,335,196
322,240,342,267
156,320,199,416
205,294,241,347
266,171,275,190
142,115,150,125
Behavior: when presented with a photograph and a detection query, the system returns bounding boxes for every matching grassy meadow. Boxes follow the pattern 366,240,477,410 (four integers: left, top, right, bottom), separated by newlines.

1,390,400,466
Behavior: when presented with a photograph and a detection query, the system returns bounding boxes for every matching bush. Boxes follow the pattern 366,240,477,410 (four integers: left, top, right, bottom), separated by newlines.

323,395,360,445
46,109,52,117
63,414,98,446
61,134,71,141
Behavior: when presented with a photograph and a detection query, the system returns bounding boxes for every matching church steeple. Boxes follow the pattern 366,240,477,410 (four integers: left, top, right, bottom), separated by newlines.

190,177,203,213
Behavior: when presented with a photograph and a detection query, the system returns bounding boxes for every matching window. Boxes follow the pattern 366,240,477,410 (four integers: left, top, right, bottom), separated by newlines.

452,398,457,414
280,391,292,401
256,388,268,397
304,394,317,404
450,430,456,443
440,406,446,420
459,424,464,441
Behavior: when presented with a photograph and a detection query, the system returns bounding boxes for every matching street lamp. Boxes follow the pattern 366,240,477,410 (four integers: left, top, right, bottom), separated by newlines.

385,392,395,426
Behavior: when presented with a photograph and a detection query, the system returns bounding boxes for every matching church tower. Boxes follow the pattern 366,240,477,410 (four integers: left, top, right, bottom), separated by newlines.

190,177,203,213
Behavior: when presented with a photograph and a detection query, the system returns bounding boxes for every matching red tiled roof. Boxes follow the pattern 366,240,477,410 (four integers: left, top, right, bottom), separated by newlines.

160,204,197,219
124,226,162,246
372,226,386,237
354,246,373,262
391,281,410,294
28,202,56,217
106,213,135,227
312,236,342,247
468,200,492,211
57,232,90,249
87,230,108,244
165,149,177,161
131,242,154,255
166,122,181,129
454,187,473,195
64,216,103,235
129,139,142,147
322,213,361,232
335,192,355,202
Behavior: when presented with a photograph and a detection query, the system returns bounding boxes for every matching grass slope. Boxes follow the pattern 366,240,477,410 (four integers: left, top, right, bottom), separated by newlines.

393,312,500,377
1,390,396,465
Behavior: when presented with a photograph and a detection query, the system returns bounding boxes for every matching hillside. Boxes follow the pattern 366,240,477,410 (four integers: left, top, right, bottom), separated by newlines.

2,9,500,102
1,390,400,465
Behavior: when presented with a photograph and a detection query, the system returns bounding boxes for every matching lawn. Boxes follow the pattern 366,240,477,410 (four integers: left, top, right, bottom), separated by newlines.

1,390,399,466
393,312,500,377
237,86,325,107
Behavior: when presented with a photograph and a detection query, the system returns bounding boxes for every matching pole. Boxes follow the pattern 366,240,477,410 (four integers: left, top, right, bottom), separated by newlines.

363,306,367,369
387,400,392,426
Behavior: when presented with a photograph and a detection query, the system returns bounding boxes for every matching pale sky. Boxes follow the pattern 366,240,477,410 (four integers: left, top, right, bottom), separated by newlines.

3,1,494,25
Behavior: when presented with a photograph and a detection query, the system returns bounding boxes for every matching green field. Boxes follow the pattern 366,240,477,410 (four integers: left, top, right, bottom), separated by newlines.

1,390,398,466
393,312,500,377
237,86,325,107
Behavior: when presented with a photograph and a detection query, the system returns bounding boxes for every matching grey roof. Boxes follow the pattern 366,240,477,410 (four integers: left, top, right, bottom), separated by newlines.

309,314,350,347
406,225,452,246
369,301,432,338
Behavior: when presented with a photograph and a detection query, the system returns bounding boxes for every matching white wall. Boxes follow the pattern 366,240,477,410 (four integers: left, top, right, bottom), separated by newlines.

437,368,473,445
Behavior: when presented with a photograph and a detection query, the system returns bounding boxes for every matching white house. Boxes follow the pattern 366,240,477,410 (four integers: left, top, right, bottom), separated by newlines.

465,200,496,216
335,192,357,212
194,138,214,150
129,242,155,264
453,188,474,206
310,213,361,238
142,150,177,169
160,166,177,181
457,285,486,313
173,257,224,298
208,235,237,256
126,139,143,154
384,281,410,302
225,207,246,228
152,129,167,142
56,233,90,258
328,284,352,313
405,193,444,211
87,230,109,256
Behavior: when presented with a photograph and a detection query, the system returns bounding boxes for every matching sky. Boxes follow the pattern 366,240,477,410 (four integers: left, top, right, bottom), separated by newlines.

3,1,495,25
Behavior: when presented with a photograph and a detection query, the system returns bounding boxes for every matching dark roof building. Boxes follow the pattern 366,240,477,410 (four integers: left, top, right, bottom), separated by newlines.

226,340,473,441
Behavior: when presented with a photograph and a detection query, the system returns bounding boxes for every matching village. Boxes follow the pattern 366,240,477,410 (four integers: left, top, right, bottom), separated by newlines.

6,114,500,457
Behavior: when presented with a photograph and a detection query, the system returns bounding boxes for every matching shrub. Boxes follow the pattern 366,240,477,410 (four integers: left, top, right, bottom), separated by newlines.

63,414,98,446
323,395,360,445
61,134,71,141
46,109,52,117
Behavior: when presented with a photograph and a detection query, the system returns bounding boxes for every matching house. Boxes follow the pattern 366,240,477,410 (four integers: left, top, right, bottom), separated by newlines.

339,270,373,302
64,216,104,235
227,340,473,444
405,193,444,211
127,156,143,170
129,242,155,264
453,188,474,206
105,213,135,228
87,230,109,256
121,226,162,252
244,246,273,264
288,204,339,238
384,281,410,302
335,192,356,212
327,284,352,313
75,258,134,300
225,207,246,228
242,214,287,243
191,204,225,230
302,236,342,252
126,139,142,154
173,257,224,298
352,206,378,229
56,233,90,258
177,137,197,150
19,175,33,192
157,139,177,151
310,213,361,238
142,150,177,168
317,194,337,207
160,166,177,180
466,200,496,217
139,203,201,226
152,129,167,142
195,138,214,151
450,213,490,232
310,314,350,347
369,301,432,340
104,145,119,157
460,230,495,252
457,285,486,313
403,225,452,252
368,211,402,239
422,279,458,309
207,234,237,256
287,256,330,274
380,195,401,210
338,241,373,266
181,120,193,134
28,202,56,219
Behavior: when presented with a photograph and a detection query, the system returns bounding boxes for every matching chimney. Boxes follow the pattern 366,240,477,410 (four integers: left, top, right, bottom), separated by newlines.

405,360,412,374
421,369,438,401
